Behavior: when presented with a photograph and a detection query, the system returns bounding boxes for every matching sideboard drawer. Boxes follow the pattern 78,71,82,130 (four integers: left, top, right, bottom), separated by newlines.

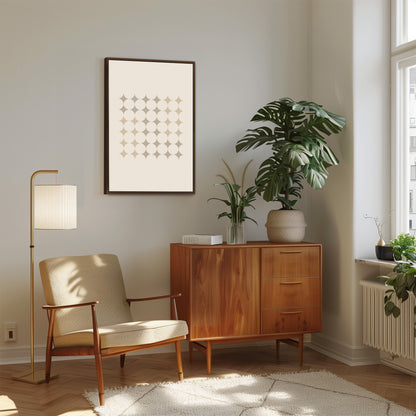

261,246,321,278
262,307,321,334
262,277,321,308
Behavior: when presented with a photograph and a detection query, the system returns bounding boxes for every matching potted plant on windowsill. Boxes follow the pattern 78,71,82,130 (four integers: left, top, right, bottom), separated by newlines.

380,233,416,317
236,97,346,242
208,159,257,244
364,213,394,260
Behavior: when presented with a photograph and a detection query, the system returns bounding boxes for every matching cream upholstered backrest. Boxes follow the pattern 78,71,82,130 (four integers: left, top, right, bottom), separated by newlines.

39,254,133,337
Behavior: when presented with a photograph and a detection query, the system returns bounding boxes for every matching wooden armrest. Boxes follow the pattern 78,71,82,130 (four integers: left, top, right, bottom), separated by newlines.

126,293,182,303
43,300,101,352
42,301,99,310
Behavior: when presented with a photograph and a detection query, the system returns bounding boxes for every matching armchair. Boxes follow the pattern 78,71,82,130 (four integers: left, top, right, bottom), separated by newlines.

39,254,188,405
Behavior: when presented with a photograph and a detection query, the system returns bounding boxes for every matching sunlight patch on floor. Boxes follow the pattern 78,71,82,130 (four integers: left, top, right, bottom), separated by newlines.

299,407,316,415
0,395,17,415
269,390,292,399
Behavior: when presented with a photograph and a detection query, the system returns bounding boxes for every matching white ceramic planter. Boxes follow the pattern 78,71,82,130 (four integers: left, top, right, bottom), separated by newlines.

265,209,307,243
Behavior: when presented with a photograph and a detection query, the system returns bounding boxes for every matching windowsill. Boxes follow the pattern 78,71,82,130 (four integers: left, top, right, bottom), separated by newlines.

355,258,396,269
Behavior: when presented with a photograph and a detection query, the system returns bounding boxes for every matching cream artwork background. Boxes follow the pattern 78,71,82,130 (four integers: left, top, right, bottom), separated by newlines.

107,59,194,192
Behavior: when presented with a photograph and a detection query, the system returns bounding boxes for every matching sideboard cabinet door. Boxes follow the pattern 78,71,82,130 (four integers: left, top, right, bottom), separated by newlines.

190,247,260,339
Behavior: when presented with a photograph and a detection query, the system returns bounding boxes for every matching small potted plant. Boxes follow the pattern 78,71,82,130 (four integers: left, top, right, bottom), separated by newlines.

236,97,345,242
380,233,416,317
208,159,257,244
364,213,393,260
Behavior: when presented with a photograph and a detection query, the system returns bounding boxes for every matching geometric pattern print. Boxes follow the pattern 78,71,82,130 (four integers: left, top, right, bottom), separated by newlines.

119,94,184,159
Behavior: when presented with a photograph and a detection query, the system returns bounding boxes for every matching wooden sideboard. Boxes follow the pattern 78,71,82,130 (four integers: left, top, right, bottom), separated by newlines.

170,241,322,373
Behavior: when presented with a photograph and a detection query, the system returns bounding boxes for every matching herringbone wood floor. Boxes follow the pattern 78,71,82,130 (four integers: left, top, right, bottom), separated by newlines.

1,343,416,415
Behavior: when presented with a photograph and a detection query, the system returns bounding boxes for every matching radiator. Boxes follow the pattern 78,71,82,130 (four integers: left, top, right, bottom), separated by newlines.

361,280,416,360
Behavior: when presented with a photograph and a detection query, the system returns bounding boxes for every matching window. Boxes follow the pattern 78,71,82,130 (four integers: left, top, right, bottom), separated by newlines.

393,0,416,47
392,0,416,234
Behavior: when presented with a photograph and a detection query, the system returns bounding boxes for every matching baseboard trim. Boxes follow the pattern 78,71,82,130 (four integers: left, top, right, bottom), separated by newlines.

309,333,380,366
1,338,307,365
6,334,369,367
0,345,44,365
380,352,416,377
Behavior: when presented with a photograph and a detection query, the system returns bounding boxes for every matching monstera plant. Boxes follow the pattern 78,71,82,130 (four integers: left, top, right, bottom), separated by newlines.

236,97,346,242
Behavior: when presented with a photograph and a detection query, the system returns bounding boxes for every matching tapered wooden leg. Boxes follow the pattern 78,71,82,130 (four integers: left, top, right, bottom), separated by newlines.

299,334,303,366
90,304,105,405
120,354,126,368
275,340,280,361
206,341,212,375
188,341,193,362
175,340,184,381
45,310,55,382
45,347,52,383
94,352,105,406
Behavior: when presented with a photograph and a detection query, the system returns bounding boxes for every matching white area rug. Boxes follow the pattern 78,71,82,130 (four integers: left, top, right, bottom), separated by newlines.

84,370,414,416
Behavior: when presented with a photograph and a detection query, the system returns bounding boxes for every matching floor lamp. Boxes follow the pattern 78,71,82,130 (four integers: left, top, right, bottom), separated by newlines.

14,170,77,384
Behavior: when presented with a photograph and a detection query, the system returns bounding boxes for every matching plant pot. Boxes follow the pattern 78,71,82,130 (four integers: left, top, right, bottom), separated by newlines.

226,223,245,245
265,209,306,243
375,245,394,261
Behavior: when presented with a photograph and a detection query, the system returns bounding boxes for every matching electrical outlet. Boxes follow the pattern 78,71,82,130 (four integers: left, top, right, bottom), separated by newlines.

4,322,16,342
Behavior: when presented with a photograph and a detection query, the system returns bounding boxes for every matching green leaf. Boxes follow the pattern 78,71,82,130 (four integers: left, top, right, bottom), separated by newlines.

303,165,326,189
392,307,401,318
283,144,311,169
236,126,277,152
385,301,399,317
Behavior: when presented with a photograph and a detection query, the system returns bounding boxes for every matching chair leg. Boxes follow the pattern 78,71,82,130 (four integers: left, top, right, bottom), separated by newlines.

45,346,52,383
188,341,193,363
175,340,184,381
298,334,304,366
94,351,105,406
206,341,212,375
120,354,126,368
45,310,55,383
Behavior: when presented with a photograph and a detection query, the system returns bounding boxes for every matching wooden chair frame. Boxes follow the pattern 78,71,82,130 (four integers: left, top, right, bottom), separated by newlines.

43,293,185,406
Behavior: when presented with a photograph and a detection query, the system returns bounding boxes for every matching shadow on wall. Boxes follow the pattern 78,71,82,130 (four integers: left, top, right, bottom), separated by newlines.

310,201,342,321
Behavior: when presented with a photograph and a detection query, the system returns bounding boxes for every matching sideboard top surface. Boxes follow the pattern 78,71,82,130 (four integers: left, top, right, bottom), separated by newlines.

171,241,321,249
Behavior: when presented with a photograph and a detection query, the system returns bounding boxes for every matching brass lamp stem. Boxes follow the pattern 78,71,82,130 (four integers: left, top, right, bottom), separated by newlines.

14,170,58,384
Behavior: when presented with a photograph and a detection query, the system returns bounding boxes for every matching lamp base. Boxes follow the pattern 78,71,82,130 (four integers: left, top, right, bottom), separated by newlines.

13,369,58,384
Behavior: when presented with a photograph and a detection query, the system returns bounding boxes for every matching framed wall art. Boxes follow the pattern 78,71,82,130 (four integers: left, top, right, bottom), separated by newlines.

104,58,195,194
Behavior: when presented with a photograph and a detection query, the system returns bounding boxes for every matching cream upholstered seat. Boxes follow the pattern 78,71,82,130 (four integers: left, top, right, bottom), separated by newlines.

39,254,188,406
52,320,187,348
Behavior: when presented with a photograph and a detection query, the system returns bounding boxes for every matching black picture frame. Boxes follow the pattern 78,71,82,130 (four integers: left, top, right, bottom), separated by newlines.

104,58,195,194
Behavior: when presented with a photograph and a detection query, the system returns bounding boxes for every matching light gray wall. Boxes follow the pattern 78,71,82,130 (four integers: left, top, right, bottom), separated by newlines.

308,0,390,364
0,0,310,362
352,0,390,351
308,0,356,359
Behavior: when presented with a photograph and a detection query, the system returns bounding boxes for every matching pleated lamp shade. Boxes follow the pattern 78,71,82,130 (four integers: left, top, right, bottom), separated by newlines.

34,185,77,230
